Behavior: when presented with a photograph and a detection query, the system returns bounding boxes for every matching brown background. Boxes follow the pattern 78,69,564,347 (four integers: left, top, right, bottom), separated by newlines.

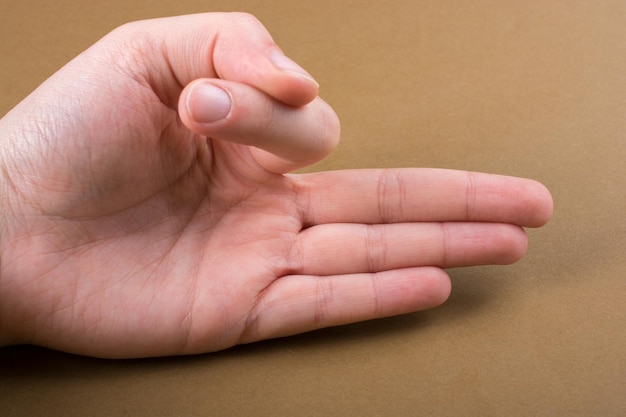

1,0,624,416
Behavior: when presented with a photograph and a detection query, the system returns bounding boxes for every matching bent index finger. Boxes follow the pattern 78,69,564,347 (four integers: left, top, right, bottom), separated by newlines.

110,12,319,107
292,168,554,227
212,14,321,107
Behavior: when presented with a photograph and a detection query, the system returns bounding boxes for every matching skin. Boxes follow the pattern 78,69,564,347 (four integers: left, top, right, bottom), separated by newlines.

0,13,553,358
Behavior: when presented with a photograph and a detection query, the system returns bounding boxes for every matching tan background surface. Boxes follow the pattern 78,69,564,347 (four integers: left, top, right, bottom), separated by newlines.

1,1,624,416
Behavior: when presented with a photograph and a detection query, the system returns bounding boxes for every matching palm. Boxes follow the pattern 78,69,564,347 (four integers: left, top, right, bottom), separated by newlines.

1,67,312,355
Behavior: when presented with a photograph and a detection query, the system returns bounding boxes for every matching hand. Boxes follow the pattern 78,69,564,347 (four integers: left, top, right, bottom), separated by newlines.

0,13,552,358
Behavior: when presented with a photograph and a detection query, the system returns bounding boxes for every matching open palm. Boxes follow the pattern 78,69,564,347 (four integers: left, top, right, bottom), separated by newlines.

0,13,552,358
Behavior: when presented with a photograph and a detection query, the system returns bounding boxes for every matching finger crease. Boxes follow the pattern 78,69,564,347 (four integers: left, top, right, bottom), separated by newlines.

439,222,450,267
314,278,333,327
465,171,478,221
365,225,387,273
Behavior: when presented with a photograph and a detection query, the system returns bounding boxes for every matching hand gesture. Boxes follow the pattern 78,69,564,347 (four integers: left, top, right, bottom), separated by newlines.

0,13,552,358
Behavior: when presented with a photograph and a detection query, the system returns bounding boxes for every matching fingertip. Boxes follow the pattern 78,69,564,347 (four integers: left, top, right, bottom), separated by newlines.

386,267,452,313
422,267,453,308
527,180,555,228
513,226,530,262
263,53,320,107
497,224,529,265
538,181,555,225
270,50,318,84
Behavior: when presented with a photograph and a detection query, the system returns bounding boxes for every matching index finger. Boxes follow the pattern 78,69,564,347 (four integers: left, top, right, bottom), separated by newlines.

291,168,554,227
105,12,319,107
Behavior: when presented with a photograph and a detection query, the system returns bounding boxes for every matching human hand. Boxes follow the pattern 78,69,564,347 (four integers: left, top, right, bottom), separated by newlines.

0,13,552,358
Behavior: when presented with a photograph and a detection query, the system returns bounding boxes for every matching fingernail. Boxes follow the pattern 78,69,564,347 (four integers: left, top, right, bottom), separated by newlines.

269,50,319,87
187,82,232,123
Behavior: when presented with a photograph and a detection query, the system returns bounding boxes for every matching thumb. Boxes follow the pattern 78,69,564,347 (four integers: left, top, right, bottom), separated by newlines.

178,78,340,174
